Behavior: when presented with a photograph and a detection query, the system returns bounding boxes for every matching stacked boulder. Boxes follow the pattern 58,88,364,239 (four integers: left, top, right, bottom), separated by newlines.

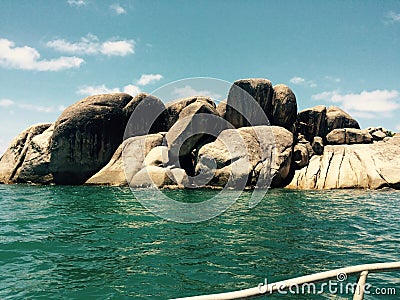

0,93,167,185
1,77,399,190
296,105,360,143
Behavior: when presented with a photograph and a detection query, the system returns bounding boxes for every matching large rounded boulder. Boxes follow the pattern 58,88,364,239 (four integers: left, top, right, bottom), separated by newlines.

50,93,166,185
166,98,227,175
165,96,216,130
225,79,274,128
195,126,293,188
271,84,297,130
326,106,360,133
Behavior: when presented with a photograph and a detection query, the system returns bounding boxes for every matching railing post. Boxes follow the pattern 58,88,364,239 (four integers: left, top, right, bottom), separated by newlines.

353,270,369,300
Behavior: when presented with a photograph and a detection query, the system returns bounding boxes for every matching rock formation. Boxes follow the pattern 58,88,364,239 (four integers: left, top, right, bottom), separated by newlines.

195,126,293,188
297,105,360,142
225,78,274,128
287,135,400,190
0,123,52,184
165,96,215,130
312,137,324,155
271,84,297,130
86,133,165,186
326,128,373,145
1,77,399,190
50,93,166,185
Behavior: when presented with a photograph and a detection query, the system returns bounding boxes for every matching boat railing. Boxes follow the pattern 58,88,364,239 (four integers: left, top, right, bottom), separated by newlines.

172,261,400,300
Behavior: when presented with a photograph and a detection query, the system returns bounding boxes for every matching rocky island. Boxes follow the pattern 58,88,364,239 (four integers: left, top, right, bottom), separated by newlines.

1,78,399,190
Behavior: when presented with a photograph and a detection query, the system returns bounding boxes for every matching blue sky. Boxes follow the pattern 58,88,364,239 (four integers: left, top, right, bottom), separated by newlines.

1,0,400,154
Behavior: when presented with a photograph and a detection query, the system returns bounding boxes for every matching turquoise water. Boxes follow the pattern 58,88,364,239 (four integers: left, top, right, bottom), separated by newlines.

0,185,399,299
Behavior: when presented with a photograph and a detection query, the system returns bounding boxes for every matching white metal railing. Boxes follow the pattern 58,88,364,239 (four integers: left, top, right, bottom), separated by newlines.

172,262,400,300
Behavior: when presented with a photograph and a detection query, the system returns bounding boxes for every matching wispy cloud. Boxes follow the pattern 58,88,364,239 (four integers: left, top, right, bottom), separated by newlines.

137,74,163,86
396,124,400,132
290,76,317,88
77,73,164,96
77,85,121,96
172,85,222,100
110,4,126,15
0,98,66,113
0,99,14,107
0,39,83,71
324,76,341,83
312,89,400,119
385,11,400,24
77,84,142,96
46,34,135,56
67,0,87,7
18,103,66,113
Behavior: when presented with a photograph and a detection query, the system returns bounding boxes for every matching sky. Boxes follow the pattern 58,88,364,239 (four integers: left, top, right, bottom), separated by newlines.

1,0,400,154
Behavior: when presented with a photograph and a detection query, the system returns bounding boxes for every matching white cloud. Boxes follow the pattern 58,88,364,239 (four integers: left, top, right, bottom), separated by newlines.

312,89,400,119
290,76,305,85
0,39,84,71
46,34,135,56
110,4,126,15
290,76,317,88
137,74,163,86
172,85,222,100
76,72,165,97
396,124,400,132
385,11,400,24
77,85,121,96
77,84,141,96
123,84,141,96
349,111,376,119
101,40,134,56
17,103,63,113
0,99,14,107
312,90,340,101
325,76,341,83
67,0,87,7
0,98,66,113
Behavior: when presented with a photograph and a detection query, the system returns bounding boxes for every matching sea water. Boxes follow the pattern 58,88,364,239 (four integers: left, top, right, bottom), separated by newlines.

0,185,399,299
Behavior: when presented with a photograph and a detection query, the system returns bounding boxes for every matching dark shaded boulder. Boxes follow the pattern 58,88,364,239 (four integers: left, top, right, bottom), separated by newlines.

297,105,360,142
166,99,228,175
165,96,216,130
312,136,324,155
50,93,166,185
326,106,360,133
271,84,297,130
225,79,273,128
296,105,327,142
293,144,310,169
0,123,51,183
123,93,168,138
